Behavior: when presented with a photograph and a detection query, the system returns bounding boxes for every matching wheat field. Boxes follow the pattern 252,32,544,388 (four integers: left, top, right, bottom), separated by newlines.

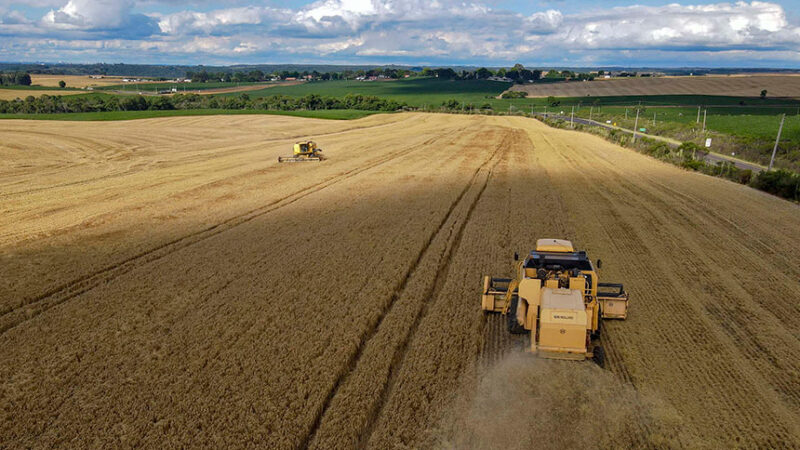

1,113,799,448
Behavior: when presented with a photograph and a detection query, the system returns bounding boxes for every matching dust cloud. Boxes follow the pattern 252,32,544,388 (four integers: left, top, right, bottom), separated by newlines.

433,352,687,450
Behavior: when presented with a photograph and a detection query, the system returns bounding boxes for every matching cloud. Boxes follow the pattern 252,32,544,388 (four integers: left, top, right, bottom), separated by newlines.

156,6,290,35
562,1,800,51
43,0,134,29
36,0,159,39
0,0,798,66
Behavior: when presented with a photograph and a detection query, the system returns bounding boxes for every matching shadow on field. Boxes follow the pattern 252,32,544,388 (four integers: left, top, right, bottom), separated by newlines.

433,352,687,449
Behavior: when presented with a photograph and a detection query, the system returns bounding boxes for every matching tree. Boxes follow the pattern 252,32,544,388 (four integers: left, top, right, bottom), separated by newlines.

760,89,767,99
531,69,542,80
15,72,32,86
475,67,492,79
59,80,66,88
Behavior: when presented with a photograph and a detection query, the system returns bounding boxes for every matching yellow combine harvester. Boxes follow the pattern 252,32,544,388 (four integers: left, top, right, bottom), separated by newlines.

481,239,629,366
278,141,324,162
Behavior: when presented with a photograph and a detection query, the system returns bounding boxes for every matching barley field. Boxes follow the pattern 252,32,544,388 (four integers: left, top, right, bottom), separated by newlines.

1,113,799,448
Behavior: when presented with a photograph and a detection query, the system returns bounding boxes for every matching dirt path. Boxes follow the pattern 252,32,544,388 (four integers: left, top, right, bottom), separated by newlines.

1,113,799,448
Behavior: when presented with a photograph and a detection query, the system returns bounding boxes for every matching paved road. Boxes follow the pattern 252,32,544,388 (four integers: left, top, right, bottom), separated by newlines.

537,113,763,173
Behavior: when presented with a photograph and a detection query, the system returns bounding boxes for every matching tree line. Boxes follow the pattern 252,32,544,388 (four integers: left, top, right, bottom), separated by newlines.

0,72,32,86
0,92,405,114
185,64,599,84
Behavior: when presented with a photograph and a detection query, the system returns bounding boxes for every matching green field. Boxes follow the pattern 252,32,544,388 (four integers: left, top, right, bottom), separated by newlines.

0,109,379,121
96,81,275,92
562,105,800,169
234,78,509,106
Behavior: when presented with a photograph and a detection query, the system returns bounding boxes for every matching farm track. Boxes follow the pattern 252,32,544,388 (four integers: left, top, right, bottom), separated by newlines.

2,113,800,448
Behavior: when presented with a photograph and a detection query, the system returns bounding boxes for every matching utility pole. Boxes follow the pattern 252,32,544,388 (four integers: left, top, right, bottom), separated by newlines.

544,106,547,118
570,106,575,128
769,113,786,171
589,106,593,122
697,106,701,123
653,112,656,126
702,109,707,133
625,108,628,120
633,108,640,143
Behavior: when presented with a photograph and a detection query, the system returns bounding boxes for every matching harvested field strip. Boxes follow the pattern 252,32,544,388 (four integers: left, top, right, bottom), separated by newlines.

0,114,415,199
366,127,575,448
0,113,440,304
0,131,443,334
511,75,800,98
306,128,507,449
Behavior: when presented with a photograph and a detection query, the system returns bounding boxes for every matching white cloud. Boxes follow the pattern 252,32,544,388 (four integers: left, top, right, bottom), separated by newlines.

0,0,798,65
42,0,133,29
562,1,799,50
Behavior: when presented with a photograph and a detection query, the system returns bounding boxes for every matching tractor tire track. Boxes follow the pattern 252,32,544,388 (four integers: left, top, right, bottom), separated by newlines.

0,130,456,336
300,129,507,450
0,115,423,198
540,132,800,445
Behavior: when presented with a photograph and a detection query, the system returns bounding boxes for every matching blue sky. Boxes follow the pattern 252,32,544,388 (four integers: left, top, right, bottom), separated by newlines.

1,0,799,67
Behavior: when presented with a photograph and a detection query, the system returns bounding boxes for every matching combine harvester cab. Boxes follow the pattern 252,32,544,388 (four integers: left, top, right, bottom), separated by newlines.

481,238,629,366
278,141,325,163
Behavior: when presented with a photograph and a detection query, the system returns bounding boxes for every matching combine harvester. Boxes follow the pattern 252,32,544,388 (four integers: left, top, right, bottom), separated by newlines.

278,141,325,163
481,239,628,366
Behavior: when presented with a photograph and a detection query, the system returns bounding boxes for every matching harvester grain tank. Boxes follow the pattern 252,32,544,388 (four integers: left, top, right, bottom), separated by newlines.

279,141,324,162
481,239,629,366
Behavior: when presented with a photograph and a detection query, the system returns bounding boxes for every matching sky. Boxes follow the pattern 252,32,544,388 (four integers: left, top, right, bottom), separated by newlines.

0,0,799,67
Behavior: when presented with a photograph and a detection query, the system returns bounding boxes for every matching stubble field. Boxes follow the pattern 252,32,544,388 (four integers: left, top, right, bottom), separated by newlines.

1,113,799,448
511,74,800,98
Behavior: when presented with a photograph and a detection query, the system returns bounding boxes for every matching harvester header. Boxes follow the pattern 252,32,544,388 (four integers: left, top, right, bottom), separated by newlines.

278,140,324,162
481,239,629,365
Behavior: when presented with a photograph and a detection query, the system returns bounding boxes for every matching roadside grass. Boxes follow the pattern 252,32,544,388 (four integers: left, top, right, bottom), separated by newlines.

568,106,799,143
565,105,800,169
0,109,380,121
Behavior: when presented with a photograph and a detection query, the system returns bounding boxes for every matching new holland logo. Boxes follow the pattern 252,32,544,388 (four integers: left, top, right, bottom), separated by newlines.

553,314,574,320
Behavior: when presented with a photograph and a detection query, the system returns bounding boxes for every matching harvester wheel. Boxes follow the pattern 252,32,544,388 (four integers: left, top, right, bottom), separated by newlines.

506,296,526,334
592,346,605,368
592,311,603,339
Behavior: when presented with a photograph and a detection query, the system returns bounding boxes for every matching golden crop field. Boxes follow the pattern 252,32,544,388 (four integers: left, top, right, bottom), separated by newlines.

512,74,800,98
0,89,84,100
30,74,138,88
1,113,799,448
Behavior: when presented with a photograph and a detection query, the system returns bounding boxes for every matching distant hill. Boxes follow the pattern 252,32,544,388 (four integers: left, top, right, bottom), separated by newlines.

1,62,798,79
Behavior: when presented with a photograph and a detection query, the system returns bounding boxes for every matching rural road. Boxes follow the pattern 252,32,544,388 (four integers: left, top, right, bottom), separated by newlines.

538,113,764,172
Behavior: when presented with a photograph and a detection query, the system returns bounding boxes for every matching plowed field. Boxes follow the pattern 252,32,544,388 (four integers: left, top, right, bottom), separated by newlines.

2,113,799,448
511,74,800,98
